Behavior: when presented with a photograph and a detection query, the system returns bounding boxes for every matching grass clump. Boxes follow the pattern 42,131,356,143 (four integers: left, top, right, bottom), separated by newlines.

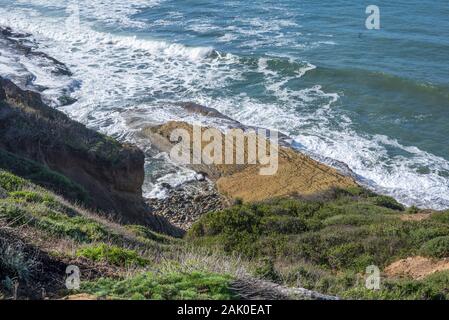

420,236,449,258
370,195,405,211
80,271,237,300
126,225,175,244
0,171,28,192
0,171,112,242
76,243,149,267
9,190,55,204
0,236,35,282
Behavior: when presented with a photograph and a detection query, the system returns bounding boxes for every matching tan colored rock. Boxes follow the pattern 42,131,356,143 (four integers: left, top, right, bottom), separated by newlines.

142,121,357,202
217,147,356,202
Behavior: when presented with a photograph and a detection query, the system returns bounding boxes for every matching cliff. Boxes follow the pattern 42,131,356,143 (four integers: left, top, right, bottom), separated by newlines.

0,76,181,236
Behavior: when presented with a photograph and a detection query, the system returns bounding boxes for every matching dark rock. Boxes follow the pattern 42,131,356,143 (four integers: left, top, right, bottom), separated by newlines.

147,179,226,230
178,102,237,122
161,182,172,190
58,95,77,106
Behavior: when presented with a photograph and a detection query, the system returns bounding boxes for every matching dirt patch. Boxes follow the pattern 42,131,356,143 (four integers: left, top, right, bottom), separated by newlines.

399,211,433,222
384,256,449,280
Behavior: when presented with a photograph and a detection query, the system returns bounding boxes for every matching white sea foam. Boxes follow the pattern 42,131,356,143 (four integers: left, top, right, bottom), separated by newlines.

193,87,449,210
16,0,162,29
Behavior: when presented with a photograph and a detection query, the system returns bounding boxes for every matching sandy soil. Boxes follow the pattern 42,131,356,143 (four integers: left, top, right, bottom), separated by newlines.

384,256,449,280
399,212,433,222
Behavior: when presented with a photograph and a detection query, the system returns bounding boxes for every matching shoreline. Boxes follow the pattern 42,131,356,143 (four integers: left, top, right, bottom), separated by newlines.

0,25,443,219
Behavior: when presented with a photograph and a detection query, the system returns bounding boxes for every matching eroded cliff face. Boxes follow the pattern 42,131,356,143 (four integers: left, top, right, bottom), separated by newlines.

0,76,182,236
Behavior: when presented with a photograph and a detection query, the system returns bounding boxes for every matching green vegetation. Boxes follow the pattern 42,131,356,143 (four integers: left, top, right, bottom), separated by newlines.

0,170,112,243
126,224,175,244
189,188,449,299
0,150,88,202
0,235,34,283
342,271,449,300
76,243,149,267
0,168,237,300
81,271,236,300
420,236,449,258
371,195,405,211
0,170,28,192
2,157,449,300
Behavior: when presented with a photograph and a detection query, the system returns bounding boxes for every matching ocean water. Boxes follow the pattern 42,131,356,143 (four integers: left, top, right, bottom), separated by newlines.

0,0,448,208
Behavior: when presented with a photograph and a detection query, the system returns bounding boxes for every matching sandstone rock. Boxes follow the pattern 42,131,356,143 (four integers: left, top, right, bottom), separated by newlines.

141,121,358,203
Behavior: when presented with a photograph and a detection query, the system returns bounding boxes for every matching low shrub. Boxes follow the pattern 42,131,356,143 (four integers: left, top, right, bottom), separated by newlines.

76,243,148,267
0,203,31,226
254,258,281,282
126,225,174,244
327,243,365,270
80,271,236,300
9,191,55,204
420,236,449,258
0,171,27,192
36,214,110,242
371,196,405,211
0,236,35,282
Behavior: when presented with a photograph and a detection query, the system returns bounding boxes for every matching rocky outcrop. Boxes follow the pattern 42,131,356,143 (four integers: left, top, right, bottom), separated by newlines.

0,27,72,78
231,277,339,300
0,76,181,236
148,179,226,230
142,121,358,203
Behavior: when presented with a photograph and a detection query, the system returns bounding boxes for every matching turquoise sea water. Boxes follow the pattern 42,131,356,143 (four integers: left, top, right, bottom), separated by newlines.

0,0,448,208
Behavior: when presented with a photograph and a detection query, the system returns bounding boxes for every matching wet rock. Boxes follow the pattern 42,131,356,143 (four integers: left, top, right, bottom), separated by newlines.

146,180,226,230
58,95,78,106
161,182,172,190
